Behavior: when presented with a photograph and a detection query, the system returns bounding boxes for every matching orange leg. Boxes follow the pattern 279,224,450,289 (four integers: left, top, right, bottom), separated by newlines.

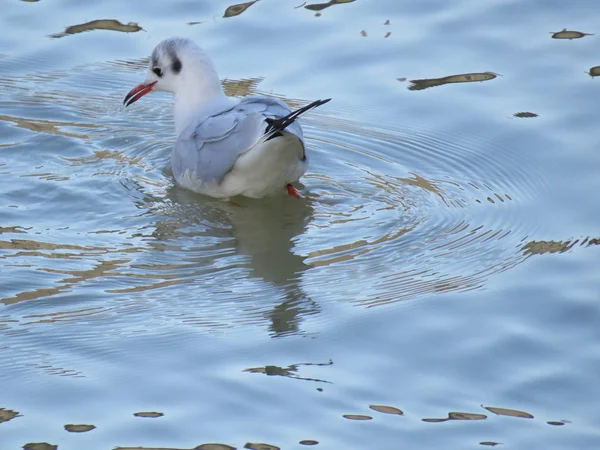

286,184,301,199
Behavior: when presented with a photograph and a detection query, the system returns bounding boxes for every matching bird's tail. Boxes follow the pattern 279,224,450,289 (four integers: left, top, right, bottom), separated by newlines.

262,98,331,141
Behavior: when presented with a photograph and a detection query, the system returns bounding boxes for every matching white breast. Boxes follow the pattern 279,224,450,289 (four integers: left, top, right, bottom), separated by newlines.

219,133,307,198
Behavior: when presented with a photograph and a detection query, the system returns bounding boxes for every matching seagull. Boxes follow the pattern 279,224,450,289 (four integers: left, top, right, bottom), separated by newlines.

124,37,330,199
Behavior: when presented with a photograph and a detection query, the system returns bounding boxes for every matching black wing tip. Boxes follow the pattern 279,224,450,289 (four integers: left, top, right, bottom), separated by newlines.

264,97,331,135
308,98,331,109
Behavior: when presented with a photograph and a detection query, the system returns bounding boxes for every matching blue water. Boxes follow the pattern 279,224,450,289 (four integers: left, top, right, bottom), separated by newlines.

1,0,599,449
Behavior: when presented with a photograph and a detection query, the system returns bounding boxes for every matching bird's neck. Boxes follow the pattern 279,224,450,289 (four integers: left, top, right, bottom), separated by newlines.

173,60,229,135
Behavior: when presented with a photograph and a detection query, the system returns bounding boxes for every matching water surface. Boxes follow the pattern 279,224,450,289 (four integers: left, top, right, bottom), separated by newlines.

1,0,600,449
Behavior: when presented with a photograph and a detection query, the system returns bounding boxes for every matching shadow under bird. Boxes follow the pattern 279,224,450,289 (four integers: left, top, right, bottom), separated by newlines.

124,37,330,199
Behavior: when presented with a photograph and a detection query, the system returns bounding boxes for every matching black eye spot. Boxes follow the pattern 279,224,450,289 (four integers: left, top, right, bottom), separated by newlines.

172,57,182,74
153,67,162,77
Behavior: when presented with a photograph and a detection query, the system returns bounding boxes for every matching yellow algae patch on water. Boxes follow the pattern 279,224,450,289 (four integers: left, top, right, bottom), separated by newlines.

64,424,96,432
305,0,355,12
587,66,600,77
408,72,498,91
448,412,487,420
224,1,260,18
343,414,373,420
522,240,574,255
116,446,236,450
22,444,58,450
196,445,237,450
551,29,593,39
423,411,487,422
513,112,538,118
0,408,21,423
133,411,164,418
483,406,534,419
244,443,280,450
368,404,404,415
51,20,142,38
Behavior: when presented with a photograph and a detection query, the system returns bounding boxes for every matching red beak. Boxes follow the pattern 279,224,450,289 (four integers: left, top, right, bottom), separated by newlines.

123,81,157,107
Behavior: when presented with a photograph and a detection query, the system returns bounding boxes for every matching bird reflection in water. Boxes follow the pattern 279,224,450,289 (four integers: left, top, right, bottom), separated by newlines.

155,185,320,337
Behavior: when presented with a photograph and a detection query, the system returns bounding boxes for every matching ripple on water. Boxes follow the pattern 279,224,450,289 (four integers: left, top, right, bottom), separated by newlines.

243,359,333,383
292,107,544,308
0,53,549,343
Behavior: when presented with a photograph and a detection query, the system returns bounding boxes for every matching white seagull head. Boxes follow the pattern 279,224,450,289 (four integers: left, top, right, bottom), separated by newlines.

124,37,223,107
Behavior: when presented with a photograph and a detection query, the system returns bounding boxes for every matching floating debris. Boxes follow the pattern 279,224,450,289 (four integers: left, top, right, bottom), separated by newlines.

299,441,319,446
423,411,487,422
548,420,571,426
196,445,237,450
513,111,538,118
116,445,236,450
449,411,487,420
551,29,593,39
522,240,574,255
187,21,203,25
116,447,185,450
483,406,534,419
524,238,600,255
397,77,407,82
0,408,21,423
244,443,279,450
408,72,499,91
360,30,367,37
384,32,391,38
22,444,58,450
64,424,96,433
586,66,600,77
384,19,390,25
50,20,141,38
317,387,323,392
223,0,260,18
305,0,355,12
480,442,502,447
343,414,373,420
133,411,164,418
369,404,403,415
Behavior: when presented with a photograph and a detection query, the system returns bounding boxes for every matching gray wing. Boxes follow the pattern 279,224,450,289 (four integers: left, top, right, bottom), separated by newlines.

172,105,265,185
238,96,304,141
171,97,303,186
